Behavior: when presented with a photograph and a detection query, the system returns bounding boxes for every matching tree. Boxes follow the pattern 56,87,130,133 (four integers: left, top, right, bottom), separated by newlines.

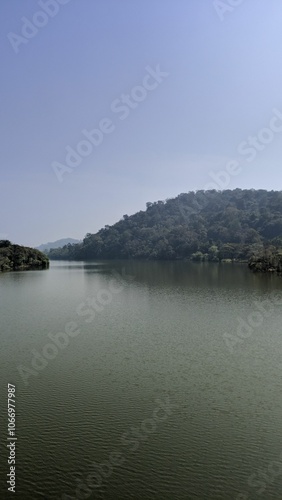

47,189,282,263
0,240,11,248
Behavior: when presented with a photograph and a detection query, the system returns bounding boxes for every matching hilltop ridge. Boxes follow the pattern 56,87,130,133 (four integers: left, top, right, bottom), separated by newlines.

47,189,282,262
36,238,81,252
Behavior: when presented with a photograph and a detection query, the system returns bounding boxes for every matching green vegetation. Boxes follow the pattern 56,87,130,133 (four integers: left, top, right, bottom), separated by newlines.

0,240,49,272
48,189,282,264
36,238,81,253
248,248,282,275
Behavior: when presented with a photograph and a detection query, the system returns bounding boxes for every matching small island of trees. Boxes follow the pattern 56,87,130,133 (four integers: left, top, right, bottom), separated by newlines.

0,240,49,272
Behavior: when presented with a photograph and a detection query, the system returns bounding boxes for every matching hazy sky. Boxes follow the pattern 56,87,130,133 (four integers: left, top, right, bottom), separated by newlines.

1,0,282,247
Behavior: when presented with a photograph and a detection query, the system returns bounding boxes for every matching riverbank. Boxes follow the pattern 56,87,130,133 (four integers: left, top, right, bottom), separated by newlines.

248,251,282,275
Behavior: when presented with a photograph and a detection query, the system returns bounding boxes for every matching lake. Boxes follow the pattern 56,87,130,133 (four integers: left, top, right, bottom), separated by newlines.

1,260,282,499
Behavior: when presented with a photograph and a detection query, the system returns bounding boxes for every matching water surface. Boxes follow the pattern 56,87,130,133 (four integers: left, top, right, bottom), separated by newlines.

1,261,282,499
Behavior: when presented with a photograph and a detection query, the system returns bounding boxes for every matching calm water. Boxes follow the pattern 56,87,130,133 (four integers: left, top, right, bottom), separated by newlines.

1,261,282,499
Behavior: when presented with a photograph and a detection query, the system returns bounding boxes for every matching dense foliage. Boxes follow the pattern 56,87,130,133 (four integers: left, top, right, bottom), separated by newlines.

248,248,282,274
0,241,49,272
48,189,282,262
36,238,80,253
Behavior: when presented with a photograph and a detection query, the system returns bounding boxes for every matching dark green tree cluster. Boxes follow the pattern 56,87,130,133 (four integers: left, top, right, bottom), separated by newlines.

48,189,282,262
0,241,49,272
248,248,282,274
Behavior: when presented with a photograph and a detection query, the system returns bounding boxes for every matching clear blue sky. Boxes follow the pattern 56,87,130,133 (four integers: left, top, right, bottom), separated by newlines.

1,0,282,246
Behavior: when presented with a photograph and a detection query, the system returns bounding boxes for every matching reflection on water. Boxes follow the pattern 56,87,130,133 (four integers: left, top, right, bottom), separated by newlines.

0,261,282,499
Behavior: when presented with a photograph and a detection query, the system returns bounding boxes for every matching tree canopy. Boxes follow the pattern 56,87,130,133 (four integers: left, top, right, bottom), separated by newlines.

0,241,49,272
48,189,282,262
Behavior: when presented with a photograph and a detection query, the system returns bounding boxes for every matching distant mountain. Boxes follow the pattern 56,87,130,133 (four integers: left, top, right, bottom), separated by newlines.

0,240,49,272
47,189,282,262
36,238,81,252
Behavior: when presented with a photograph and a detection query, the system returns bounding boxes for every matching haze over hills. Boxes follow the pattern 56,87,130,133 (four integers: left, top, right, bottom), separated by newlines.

36,238,81,252
48,189,282,262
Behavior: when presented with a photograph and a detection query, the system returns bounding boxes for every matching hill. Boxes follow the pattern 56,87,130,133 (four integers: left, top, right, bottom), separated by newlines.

36,238,81,252
0,241,49,272
48,189,282,262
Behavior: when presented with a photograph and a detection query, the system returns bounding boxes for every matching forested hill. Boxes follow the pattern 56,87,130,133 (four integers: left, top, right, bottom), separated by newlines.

36,238,81,252
48,189,282,262
0,241,49,272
